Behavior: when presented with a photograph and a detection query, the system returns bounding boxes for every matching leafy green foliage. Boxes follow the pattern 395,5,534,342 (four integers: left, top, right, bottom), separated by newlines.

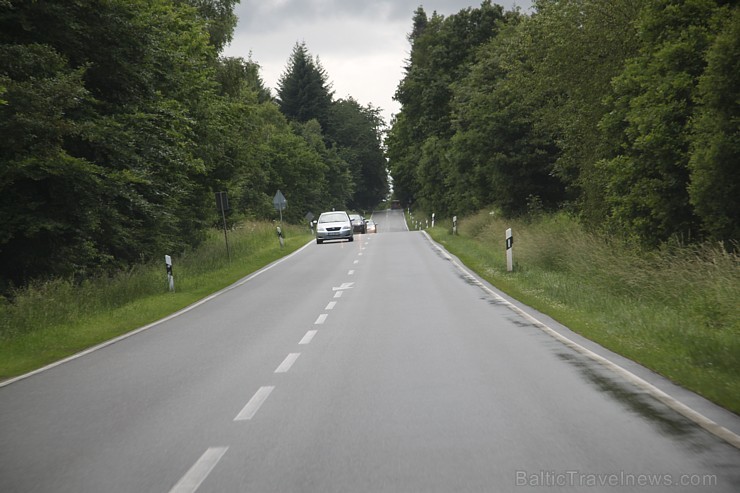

688,5,740,244
276,42,388,212
0,0,387,292
598,0,719,245
277,42,334,131
0,0,220,290
328,99,388,211
389,0,738,247
451,18,564,217
389,2,509,213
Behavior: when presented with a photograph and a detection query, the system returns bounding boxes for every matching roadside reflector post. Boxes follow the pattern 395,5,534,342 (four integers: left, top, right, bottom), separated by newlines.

305,212,315,234
453,215,458,235
506,228,514,272
432,213,435,228
276,225,284,248
165,255,175,292
215,191,231,262
272,190,287,247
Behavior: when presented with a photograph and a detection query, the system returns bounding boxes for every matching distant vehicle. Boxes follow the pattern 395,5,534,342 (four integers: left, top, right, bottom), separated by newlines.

316,211,354,244
349,214,366,234
366,219,377,234
391,200,401,210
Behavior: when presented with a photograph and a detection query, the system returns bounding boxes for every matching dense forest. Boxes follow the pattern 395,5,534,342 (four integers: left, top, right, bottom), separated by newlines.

0,0,388,292
388,0,738,248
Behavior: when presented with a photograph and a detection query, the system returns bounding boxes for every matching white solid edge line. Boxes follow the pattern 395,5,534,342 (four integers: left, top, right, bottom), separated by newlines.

421,231,740,450
235,386,275,421
274,353,301,373
0,241,315,388
169,446,228,493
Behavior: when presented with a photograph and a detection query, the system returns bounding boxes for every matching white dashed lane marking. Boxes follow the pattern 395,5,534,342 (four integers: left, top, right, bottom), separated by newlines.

274,353,301,373
325,301,337,310
234,386,274,421
315,314,328,325
169,446,228,493
299,330,317,345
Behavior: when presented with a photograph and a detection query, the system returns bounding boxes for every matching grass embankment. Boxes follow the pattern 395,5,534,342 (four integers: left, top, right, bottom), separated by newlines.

424,210,739,414
0,222,313,381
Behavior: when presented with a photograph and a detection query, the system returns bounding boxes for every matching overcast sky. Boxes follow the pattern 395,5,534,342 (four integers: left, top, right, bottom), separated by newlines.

221,1,533,125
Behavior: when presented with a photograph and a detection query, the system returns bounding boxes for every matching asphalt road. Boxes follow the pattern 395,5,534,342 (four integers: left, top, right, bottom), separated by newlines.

1,209,739,492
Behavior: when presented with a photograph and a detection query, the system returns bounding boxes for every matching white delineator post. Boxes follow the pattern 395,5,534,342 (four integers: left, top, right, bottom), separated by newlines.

165,255,175,292
506,228,513,272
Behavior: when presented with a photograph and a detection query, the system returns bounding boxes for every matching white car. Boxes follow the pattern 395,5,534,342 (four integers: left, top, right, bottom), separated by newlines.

316,211,354,244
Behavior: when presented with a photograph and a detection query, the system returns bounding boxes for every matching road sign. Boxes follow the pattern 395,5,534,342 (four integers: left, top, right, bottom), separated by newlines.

215,191,230,212
273,190,286,211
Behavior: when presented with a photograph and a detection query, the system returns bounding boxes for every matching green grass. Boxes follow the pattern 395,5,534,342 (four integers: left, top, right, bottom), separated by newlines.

0,222,314,380
426,210,740,414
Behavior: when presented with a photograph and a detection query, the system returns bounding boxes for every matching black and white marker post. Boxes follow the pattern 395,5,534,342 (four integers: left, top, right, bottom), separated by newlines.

506,227,514,272
165,255,175,292
215,191,231,262
453,216,458,235
273,190,287,248
276,225,284,248
305,212,315,235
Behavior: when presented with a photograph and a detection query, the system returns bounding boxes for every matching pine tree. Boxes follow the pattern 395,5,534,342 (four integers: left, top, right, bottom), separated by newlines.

276,42,333,132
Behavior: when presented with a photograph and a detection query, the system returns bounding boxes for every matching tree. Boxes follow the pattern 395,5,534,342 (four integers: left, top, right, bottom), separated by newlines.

216,56,272,102
176,0,239,52
688,5,739,245
328,99,388,210
451,18,564,217
293,119,353,211
276,42,334,132
0,0,225,287
385,112,420,207
0,43,103,287
388,1,508,211
598,0,720,245
525,0,643,223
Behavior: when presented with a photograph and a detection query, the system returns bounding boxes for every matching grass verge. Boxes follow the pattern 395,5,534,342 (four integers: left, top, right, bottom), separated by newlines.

426,210,740,415
0,222,314,381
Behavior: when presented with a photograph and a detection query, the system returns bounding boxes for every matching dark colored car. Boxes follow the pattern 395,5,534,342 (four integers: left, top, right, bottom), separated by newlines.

349,214,366,234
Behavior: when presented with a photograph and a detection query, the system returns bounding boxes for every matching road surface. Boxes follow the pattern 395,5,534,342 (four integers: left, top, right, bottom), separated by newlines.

1,209,739,492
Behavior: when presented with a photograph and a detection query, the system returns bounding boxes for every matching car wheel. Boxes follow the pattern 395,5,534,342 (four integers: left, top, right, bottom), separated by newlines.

348,236,354,242
317,239,323,244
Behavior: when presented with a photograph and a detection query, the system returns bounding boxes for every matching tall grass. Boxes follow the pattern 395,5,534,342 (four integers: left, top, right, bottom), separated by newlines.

428,210,740,413
0,222,313,378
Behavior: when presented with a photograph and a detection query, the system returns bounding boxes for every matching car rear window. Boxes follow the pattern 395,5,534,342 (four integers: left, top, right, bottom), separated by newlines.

319,213,348,223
